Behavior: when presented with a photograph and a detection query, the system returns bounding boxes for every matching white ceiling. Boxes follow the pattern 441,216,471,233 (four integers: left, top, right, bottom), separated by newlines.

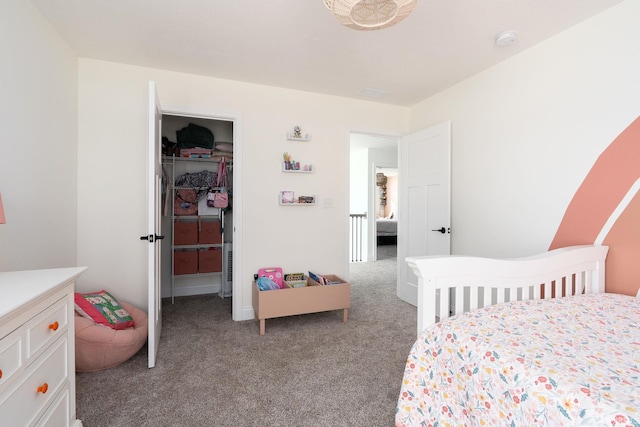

31,0,624,107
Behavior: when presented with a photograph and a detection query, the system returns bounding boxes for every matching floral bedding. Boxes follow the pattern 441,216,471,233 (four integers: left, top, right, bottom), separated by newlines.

396,293,640,426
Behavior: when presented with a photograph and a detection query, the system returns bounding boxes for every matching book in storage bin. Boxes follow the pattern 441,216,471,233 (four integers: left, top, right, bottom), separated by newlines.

284,273,308,288
252,274,350,335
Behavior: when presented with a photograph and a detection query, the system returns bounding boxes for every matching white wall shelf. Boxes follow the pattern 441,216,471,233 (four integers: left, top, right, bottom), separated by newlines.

278,201,316,206
286,133,310,141
278,192,315,205
163,155,231,164
282,163,313,173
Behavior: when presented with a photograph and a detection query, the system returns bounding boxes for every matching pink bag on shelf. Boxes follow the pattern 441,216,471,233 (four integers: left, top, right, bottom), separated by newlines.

212,192,228,208
207,157,229,208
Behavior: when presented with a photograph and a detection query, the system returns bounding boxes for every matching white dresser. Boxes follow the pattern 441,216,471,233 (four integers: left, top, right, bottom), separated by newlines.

0,267,86,427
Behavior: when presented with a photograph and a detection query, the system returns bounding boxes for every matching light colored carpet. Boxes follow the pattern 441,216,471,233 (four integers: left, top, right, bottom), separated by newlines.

76,245,416,426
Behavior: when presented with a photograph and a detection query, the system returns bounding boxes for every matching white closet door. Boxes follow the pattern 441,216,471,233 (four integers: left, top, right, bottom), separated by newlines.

147,81,163,368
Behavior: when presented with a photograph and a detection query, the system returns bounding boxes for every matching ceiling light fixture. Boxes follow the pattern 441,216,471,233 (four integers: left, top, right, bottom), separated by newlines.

323,0,417,31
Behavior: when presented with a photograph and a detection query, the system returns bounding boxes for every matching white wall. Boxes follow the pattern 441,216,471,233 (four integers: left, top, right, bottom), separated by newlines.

409,0,640,258
77,59,408,316
0,1,78,271
349,141,369,217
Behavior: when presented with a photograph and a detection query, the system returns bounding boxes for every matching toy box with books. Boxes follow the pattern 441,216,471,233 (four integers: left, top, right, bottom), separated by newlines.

252,269,350,335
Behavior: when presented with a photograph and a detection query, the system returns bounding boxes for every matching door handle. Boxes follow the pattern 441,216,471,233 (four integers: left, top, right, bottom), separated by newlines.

140,234,165,243
431,227,450,234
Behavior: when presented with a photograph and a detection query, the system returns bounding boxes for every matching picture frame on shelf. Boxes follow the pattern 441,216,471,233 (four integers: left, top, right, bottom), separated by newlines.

280,191,295,204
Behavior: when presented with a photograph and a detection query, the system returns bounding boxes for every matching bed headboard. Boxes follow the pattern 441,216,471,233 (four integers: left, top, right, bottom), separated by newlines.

406,245,609,336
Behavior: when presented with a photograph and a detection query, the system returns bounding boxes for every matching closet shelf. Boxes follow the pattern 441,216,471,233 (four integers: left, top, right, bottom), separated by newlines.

172,243,223,250
163,155,232,164
172,272,223,278
286,133,310,141
171,215,220,220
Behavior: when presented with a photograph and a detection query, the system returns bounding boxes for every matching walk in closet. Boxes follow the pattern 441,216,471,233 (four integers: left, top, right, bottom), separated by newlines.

160,115,234,302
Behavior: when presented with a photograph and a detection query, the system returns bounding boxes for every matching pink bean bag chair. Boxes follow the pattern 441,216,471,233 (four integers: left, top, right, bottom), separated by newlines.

75,301,148,372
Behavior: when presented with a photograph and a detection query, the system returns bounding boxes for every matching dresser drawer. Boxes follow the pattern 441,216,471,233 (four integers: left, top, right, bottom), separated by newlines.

0,327,24,390
25,297,68,361
35,384,70,427
0,335,69,427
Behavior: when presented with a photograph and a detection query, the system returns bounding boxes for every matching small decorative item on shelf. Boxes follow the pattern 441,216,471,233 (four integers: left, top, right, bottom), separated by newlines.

286,125,310,141
297,195,315,204
280,191,295,204
282,152,312,171
283,152,294,170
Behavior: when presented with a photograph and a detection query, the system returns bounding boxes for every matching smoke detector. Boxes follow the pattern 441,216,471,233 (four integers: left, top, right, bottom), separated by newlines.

495,30,518,47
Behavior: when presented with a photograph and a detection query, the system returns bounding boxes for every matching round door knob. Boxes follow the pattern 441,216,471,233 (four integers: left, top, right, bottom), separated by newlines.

48,321,59,331
37,383,49,394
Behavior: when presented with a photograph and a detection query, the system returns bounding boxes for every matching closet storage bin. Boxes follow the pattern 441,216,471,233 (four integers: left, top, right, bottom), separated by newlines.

199,220,222,244
199,248,222,273
174,220,198,245
174,250,198,275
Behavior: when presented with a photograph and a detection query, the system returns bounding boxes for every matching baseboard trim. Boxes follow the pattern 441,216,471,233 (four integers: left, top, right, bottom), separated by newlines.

161,283,220,298
237,305,255,321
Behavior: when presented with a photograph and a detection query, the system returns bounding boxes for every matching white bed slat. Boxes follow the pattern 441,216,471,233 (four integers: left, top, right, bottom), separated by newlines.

577,272,585,294
533,283,541,300
455,286,464,315
543,281,551,299
469,287,479,311
584,272,592,294
483,286,491,309
440,286,449,322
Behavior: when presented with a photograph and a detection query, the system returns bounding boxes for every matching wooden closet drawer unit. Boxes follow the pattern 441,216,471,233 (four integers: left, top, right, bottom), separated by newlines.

0,327,24,389
25,296,68,361
0,335,68,427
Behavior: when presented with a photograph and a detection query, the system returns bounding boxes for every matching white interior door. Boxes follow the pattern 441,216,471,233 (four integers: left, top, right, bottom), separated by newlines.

397,121,451,306
146,81,163,368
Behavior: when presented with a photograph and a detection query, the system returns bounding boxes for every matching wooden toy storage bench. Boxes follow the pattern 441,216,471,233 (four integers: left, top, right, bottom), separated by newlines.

252,275,350,335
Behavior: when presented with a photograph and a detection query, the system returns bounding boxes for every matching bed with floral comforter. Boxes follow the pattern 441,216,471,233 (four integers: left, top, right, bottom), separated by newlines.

396,293,640,426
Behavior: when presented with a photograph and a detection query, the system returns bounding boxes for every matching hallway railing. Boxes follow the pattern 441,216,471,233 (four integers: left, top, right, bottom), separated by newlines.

349,213,366,263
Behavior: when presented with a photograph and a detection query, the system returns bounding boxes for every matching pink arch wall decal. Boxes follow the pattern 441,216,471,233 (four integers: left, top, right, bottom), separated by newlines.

549,116,640,295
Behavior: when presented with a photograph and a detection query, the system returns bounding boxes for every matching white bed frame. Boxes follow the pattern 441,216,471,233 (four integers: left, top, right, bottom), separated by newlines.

406,245,609,337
